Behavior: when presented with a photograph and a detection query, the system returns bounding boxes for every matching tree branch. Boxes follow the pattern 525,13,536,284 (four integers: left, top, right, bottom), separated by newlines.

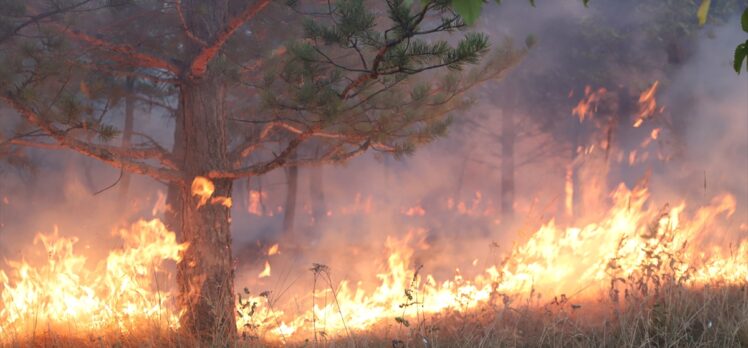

0,0,94,44
5,138,64,150
229,120,394,161
72,61,178,84
212,137,372,180
132,95,178,112
339,2,432,99
52,23,181,74
188,0,271,79
174,0,208,46
210,132,308,179
1,93,182,182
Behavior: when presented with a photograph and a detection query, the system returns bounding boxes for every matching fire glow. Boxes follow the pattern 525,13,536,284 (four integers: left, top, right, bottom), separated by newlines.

1,82,745,343
1,183,745,341
0,220,187,337
237,184,747,340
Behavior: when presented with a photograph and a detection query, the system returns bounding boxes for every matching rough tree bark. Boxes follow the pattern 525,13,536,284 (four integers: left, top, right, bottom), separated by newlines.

174,76,237,342
170,1,237,342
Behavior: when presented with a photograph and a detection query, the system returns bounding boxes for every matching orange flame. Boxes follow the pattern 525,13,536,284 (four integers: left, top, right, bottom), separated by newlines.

248,190,269,216
633,80,660,127
565,165,574,218
191,176,214,208
267,244,280,256
191,176,231,208
0,220,188,338
572,86,607,122
241,184,747,341
258,261,271,278
402,204,426,217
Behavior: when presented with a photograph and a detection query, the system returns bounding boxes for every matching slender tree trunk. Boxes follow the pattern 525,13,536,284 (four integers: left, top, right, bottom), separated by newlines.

500,108,515,223
309,145,327,223
174,77,237,343
118,77,135,201
308,164,327,223
165,108,184,238
282,150,298,235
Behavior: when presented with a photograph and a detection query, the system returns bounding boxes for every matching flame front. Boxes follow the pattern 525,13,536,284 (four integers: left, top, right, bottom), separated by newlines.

0,219,188,338
1,187,745,343
241,183,747,341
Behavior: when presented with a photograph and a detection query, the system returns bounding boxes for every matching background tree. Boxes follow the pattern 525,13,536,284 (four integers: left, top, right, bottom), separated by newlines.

472,0,742,219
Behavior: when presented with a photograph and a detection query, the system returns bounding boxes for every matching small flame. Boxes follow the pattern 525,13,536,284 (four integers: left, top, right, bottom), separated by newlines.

628,150,638,165
402,204,426,216
267,244,280,256
211,196,232,208
633,80,660,127
248,190,268,216
190,177,230,208
650,128,661,140
191,176,214,208
572,86,607,122
565,165,574,217
258,261,271,278
151,190,170,216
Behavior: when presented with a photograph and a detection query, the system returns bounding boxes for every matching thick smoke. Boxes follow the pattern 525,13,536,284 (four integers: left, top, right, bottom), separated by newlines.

653,16,748,206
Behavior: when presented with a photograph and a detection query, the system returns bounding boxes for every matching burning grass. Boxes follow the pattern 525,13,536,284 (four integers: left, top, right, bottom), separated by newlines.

3,282,746,347
0,183,746,347
0,220,186,344
231,182,747,344
311,284,748,348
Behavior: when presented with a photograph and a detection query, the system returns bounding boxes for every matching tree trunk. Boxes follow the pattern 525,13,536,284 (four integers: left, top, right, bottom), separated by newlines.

162,2,238,342
118,77,135,201
174,77,237,343
308,164,327,223
500,108,515,223
282,150,298,235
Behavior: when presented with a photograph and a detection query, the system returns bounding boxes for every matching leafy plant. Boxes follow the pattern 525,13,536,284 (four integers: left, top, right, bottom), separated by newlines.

734,8,748,74
697,0,712,27
406,0,591,25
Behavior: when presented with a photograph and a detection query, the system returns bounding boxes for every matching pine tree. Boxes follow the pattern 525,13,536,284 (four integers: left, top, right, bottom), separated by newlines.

0,0,524,342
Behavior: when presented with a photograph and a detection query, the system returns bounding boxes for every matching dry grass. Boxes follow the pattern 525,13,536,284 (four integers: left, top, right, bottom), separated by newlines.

334,283,748,348
2,281,745,348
